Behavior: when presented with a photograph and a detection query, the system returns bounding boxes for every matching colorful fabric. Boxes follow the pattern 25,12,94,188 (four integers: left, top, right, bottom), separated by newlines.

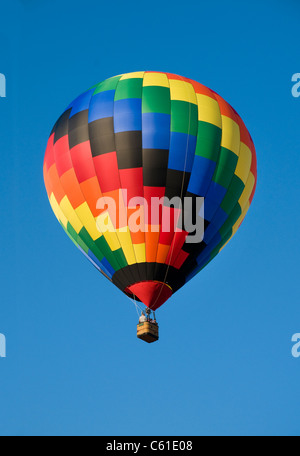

43,71,257,310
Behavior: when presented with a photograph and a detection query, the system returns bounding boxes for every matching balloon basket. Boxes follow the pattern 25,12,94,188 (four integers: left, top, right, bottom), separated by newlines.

137,322,159,343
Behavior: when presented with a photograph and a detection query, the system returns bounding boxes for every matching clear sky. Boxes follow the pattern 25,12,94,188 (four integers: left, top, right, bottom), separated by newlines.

0,0,300,436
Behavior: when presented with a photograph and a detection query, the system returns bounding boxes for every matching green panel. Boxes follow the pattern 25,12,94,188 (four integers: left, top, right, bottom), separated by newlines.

93,75,122,95
171,100,198,136
112,248,128,269
217,147,238,172
67,222,89,254
94,236,125,271
60,222,78,248
213,164,234,189
114,78,143,100
195,121,222,162
220,175,245,214
142,86,170,114
219,204,242,238
77,227,107,265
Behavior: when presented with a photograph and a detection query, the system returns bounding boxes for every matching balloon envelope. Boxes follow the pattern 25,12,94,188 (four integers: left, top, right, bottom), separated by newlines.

44,71,257,310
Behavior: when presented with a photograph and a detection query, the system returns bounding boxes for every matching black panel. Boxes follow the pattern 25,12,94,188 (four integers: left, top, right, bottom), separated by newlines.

179,257,199,278
68,110,89,149
115,131,142,169
89,117,116,156
182,240,207,256
112,262,186,293
164,170,191,202
142,149,169,187
53,109,72,144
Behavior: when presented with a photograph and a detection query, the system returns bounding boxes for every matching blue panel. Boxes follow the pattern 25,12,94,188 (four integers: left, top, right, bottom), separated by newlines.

88,250,115,278
168,132,197,172
88,90,115,122
197,232,222,266
142,112,170,149
99,257,115,277
205,181,227,203
211,207,228,229
187,155,216,196
114,98,142,133
203,197,219,221
204,214,226,243
68,89,94,117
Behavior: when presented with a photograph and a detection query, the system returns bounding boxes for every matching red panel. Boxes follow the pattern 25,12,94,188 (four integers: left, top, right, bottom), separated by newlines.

143,186,165,225
70,141,96,184
43,133,55,172
166,229,188,265
54,136,73,177
172,249,189,270
93,151,121,193
159,206,181,245
128,280,172,310
119,168,144,203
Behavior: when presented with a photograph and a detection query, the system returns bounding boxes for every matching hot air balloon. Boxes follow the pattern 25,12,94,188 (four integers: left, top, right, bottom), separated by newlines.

43,71,257,343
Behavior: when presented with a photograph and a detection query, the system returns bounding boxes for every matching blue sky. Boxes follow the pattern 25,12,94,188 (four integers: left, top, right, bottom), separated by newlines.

0,0,300,436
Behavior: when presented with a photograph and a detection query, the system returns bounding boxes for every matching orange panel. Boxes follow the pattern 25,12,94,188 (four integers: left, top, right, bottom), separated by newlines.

131,230,145,245
60,168,86,209
48,164,65,204
43,166,52,198
187,78,215,97
80,176,103,217
156,243,170,264
213,93,235,118
145,227,160,262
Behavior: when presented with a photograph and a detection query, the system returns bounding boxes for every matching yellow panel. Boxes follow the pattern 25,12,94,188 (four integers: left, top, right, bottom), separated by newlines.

221,116,240,155
96,211,114,233
238,173,255,209
75,202,101,240
143,72,169,87
103,232,121,251
120,72,145,80
235,143,252,183
169,79,197,104
197,94,222,128
232,201,250,234
60,195,83,233
220,198,251,253
133,243,146,263
96,211,122,251
116,226,132,244
220,235,232,252
121,246,136,265
50,193,68,228
116,227,136,265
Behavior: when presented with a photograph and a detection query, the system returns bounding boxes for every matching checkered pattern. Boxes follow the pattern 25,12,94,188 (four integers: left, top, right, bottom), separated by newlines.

43,71,257,309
